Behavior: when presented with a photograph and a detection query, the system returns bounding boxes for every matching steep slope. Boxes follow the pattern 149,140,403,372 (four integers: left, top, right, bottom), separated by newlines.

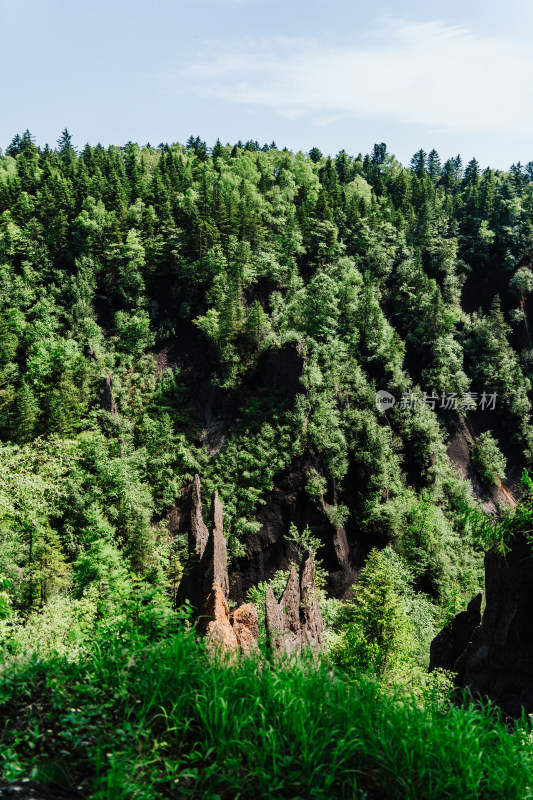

1,133,532,641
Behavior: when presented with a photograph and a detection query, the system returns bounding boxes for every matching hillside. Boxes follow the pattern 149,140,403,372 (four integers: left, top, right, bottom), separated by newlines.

1,132,533,796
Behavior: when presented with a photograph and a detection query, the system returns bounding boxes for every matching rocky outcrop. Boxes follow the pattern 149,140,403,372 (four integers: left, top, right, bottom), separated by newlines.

175,475,210,610
430,534,533,717
330,521,350,570
189,473,209,558
444,412,520,515
196,583,238,651
230,603,259,653
265,549,325,655
177,480,230,609
265,567,301,655
229,458,363,604
196,584,259,656
178,477,258,655
429,594,482,672
299,550,325,650
201,491,229,599
177,476,327,658
98,375,116,415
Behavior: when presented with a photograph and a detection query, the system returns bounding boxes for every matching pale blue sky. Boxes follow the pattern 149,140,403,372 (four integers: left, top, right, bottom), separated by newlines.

2,0,532,168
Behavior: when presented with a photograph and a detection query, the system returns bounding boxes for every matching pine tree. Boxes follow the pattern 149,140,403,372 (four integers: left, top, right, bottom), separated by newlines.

463,158,480,187
427,149,441,181
244,300,271,352
14,381,40,442
332,548,413,676
211,138,224,160
410,149,427,179
6,134,22,157
309,146,323,164
57,129,77,173
371,143,387,166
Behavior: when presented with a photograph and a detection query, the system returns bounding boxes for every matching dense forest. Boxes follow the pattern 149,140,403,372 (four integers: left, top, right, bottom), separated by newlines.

1,130,533,797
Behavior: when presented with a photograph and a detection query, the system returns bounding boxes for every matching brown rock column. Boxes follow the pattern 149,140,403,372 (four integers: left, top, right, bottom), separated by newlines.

201,490,229,599
189,474,209,558
230,603,259,653
197,583,238,652
265,585,285,653
264,550,325,656
299,550,325,651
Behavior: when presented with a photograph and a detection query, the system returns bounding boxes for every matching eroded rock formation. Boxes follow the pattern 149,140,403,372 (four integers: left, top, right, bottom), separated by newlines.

178,476,325,658
429,594,482,673
227,457,363,605
98,375,116,415
430,534,533,717
189,473,209,558
196,583,259,655
265,567,301,655
230,603,259,653
299,550,325,650
175,475,208,611
178,476,257,654
196,583,238,651
265,549,325,655
201,491,229,599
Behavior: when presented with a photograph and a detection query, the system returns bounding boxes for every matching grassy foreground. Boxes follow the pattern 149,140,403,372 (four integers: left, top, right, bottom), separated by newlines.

0,603,532,800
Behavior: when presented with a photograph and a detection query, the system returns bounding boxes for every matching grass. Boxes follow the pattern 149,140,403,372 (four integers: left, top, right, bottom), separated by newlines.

0,612,532,800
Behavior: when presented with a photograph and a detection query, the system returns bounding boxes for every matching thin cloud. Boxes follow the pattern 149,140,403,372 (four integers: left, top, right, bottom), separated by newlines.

172,19,533,135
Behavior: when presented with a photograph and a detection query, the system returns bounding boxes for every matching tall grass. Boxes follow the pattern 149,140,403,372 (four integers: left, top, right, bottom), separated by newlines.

0,622,531,799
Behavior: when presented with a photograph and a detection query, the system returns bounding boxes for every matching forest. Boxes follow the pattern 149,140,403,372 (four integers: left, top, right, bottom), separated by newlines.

1,129,533,798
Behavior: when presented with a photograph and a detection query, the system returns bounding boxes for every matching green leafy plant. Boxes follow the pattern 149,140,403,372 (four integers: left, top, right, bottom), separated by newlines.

470,431,507,487
325,503,349,529
332,548,414,677
305,467,327,500
0,611,531,799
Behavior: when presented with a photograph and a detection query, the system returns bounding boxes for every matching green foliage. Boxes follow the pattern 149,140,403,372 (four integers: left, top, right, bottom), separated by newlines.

470,431,507,487
203,399,302,555
2,134,533,771
466,470,533,556
0,616,531,798
0,578,11,619
332,548,414,677
510,265,533,296
114,310,155,358
286,521,322,560
325,503,349,528
248,523,331,643
461,300,532,456
247,567,291,644
0,590,98,661
305,467,327,500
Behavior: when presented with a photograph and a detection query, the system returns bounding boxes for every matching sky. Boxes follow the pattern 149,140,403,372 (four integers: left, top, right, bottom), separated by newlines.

1,0,533,169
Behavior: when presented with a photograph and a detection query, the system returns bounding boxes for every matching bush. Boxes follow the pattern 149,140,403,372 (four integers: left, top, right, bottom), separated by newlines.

305,467,327,500
325,503,349,529
0,619,531,799
471,431,507,487
332,548,414,677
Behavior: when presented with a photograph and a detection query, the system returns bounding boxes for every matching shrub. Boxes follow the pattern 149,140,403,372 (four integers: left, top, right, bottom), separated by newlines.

332,548,414,677
470,431,507,487
325,503,349,529
305,467,327,500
